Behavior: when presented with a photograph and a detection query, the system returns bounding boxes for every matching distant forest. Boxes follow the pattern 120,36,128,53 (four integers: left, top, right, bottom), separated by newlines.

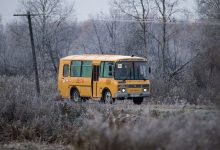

0,0,220,104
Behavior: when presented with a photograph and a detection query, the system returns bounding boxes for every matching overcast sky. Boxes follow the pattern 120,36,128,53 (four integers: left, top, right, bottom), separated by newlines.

0,0,196,25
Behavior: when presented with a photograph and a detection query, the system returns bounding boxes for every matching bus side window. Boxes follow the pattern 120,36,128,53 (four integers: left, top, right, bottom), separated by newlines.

100,62,104,77
100,62,114,78
81,61,92,77
63,64,69,77
70,61,81,77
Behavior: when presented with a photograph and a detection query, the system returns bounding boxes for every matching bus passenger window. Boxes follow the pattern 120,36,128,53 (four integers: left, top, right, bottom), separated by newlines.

70,61,81,77
81,61,92,77
100,62,114,78
63,64,69,77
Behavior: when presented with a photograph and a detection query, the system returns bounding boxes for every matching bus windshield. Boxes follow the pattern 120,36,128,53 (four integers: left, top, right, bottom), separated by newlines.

115,61,149,80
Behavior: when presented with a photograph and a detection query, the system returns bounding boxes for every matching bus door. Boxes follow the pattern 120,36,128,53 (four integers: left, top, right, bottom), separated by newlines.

92,65,100,97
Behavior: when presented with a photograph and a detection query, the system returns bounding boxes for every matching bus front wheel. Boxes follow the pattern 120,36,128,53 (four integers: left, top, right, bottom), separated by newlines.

101,90,115,104
133,97,143,105
71,89,81,103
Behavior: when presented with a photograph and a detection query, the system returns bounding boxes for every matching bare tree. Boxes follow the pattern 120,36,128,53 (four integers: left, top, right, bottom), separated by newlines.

113,0,153,56
154,0,185,76
198,0,220,19
73,20,104,54
19,0,75,75
4,21,34,75
74,13,139,55
0,16,7,74
91,18,104,54
112,0,187,76
102,8,121,52
196,0,220,104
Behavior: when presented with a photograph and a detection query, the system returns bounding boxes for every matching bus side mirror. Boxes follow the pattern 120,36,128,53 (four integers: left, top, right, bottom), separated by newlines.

149,67,151,74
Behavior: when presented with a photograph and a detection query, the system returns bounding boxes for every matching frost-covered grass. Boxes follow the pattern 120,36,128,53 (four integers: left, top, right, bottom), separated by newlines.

0,75,219,150
0,142,73,150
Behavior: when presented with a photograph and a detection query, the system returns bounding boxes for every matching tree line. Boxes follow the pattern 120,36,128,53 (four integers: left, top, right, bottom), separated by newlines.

0,0,219,104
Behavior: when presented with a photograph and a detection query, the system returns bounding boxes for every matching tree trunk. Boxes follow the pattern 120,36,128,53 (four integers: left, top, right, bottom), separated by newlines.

162,0,167,77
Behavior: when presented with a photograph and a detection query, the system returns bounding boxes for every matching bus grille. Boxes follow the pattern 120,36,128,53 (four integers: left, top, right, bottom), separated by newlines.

127,84,142,88
127,84,150,91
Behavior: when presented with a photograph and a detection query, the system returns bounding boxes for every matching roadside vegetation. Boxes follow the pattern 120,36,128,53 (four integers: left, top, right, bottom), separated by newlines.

0,76,220,150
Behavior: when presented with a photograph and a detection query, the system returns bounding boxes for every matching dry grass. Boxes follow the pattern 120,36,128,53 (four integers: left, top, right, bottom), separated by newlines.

0,75,220,150
0,142,73,150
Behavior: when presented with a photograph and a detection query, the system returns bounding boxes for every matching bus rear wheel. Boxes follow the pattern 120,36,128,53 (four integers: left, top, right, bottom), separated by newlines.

71,89,81,103
133,97,143,105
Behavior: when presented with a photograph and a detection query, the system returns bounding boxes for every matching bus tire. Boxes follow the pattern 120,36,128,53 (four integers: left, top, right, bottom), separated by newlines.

101,89,114,104
70,88,81,103
133,97,143,105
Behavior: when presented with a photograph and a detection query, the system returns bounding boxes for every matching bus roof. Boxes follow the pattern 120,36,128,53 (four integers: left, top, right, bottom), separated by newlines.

60,54,147,62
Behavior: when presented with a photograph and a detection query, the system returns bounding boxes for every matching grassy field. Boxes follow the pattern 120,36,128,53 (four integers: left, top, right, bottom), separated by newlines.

0,76,220,150
0,142,73,150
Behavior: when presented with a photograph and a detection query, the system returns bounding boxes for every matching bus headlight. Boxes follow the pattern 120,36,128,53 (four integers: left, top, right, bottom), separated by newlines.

118,85,126,93
122,88,126,93
142,84,150,92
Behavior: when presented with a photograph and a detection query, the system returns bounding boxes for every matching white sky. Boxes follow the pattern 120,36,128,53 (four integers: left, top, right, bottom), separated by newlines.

0,0,195,25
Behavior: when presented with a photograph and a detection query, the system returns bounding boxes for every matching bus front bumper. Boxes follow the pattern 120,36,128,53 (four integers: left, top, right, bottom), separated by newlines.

115,92,150,98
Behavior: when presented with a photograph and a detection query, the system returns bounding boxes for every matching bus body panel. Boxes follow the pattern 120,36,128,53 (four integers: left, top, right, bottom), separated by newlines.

97,78,118,98
58,60,71,98
68,77,92,97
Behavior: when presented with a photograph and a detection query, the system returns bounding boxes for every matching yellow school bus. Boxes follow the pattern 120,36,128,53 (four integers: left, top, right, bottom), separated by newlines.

58,54,150,105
